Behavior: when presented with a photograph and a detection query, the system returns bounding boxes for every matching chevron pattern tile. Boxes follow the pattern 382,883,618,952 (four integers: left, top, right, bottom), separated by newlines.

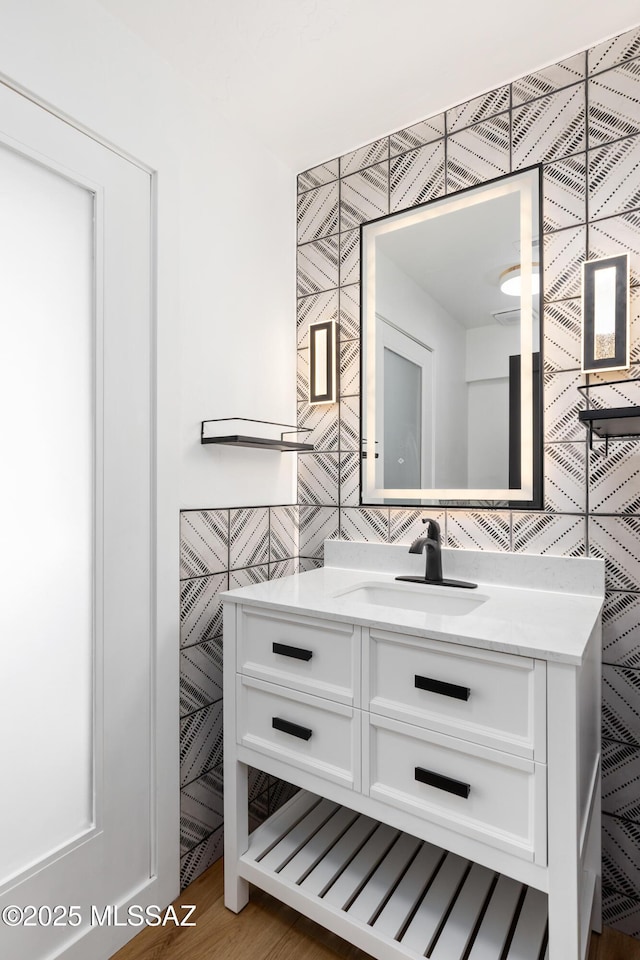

603,813,640,899
543,299,581,372
340,162,389,231
602,739,640,821
390,509,445,545
230,565,268,588
269,505,298,562
587,370,640,409
180,509,228,578
589,136,640,222
589,441,640,513
340,138,389,177
180,699,223,787
180,768,223,857
589,211,640,285
447,512,511,551
512,54,586,105
339,452,360,506
180,573,227,647
298,557,323,572
180,639,223,717
590,517,640,591
297,348,309,401
269,559,296,580
297,235,340,297
297,181,339,243
298,452,339,505
229,507,269,569
390,115,445,157
446,85,510,132
339,284,360,340
297,401,339,451
340,395,359,451
390,141,445,212
180,824,223,890
589,60,640,147
603,593,640,668
297,290,339,349
339,229,360,287
298,158,339,194
512,512,585,556
543,443,586,512
543,370,586,442
603,664,640,745
543,226,586,300
447,115,510,193
542,154,586,232
340,506,389,543
340,339,360,396
298,505,339,558
602,886,640,938
590,26,640,75
513,85,586,168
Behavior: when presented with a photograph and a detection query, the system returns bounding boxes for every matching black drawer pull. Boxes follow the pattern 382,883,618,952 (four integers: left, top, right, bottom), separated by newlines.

272,717,312,741
273,642,313,662
415,675,470,701
415,767,470,799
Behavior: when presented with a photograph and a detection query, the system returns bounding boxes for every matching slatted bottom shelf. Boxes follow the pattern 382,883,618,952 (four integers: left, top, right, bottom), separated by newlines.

238,791,548,960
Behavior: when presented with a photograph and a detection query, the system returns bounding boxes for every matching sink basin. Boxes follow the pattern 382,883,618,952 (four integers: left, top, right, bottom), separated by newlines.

333,581,488,617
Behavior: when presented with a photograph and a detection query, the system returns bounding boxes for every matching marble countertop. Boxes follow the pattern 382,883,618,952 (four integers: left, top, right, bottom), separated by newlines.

223,542,604,665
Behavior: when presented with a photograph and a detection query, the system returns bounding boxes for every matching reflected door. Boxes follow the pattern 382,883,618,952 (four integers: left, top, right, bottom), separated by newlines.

0,83,157,960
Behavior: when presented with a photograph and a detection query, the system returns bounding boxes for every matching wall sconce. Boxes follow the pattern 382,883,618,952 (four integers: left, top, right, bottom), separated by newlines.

309,320,337,405
582,254,630,374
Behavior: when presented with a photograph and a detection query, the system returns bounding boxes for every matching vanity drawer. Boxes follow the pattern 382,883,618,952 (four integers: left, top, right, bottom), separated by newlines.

236,675,361,790
365,713,546,863
365,628,546,760
237,607,360,706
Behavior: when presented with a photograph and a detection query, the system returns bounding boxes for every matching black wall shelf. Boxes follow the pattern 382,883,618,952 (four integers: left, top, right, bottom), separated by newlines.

201,418,313,453
578,379,640,453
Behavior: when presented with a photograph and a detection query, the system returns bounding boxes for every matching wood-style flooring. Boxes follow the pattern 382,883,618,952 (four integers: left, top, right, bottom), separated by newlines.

111,859,640,960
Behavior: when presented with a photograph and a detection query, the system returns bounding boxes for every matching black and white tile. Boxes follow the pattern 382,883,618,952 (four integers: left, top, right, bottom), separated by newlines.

512,512,585,556
230,507,269,570
297,348,309,402
446,86,510,132
603,813,640,899
340,506,389,543
269,505,299,562
180,510,228,578
589,441,640,514
180,639,223,717
447,115,510,193
589,60,640,148
602,739,640,821
542,154,587,233
269,559,296,580
339,285,360,340
340,138,389,177
298,159,339,194
589,211,640,286
180,823,224,890
543,443,587,513
180,699,223,788
543,299,582,372
339,230,360,288
390,141,445,212
297,181,339,243
447,512,511,551
390,509,445,546
390,116,445,157
297,290,339,350
543,370,586,442
297,401,339,451
602,886,640,938
229,565,269,589
512,54,586,105
603,664,640,745
589,136,640,222
297,236,340,297
339,453,360,506
513,84,586,169
589,26,640,76
589,517,640,591
298,452,339,506
543,225,586,301
340,340,360,396
340,162,389,232
180,768,224,857
298,505,339,559
180,573,227,647
603,593,640,668
339,396,360,451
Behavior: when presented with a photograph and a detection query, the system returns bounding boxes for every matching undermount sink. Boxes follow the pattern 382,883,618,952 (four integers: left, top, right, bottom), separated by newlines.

333,581,488,617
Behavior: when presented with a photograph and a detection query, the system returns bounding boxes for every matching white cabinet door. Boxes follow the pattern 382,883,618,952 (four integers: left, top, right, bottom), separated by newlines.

0,82,171,959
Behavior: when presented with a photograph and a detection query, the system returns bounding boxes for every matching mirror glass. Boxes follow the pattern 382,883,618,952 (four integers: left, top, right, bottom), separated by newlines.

361,167,542,507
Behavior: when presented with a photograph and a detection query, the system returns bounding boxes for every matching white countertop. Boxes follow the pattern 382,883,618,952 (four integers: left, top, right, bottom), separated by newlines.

223,542,604,665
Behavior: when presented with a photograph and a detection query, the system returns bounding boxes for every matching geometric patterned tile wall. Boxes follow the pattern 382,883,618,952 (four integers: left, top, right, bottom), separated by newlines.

296,22,640,938
178,505,300,889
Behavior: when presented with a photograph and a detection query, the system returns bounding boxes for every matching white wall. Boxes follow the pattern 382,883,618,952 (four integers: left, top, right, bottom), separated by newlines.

0,0,296,509
377,252,468,487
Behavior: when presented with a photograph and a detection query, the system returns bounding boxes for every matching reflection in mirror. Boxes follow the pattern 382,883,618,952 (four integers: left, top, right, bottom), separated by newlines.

361,167,542,507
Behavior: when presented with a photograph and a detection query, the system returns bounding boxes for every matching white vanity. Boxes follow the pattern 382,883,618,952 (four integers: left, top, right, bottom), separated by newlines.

223,542,604,960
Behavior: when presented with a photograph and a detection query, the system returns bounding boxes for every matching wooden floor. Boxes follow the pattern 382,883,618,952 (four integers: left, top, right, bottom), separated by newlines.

111,859,640,960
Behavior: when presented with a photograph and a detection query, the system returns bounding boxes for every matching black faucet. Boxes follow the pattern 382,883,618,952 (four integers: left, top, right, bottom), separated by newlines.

396,518,477,589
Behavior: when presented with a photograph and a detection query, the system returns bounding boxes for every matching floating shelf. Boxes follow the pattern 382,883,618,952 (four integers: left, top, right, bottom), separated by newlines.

201,418,313,453
240,790,549,960
577,379,640,452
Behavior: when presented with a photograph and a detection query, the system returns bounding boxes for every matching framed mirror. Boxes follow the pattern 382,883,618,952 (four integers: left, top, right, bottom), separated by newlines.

361,166,542,508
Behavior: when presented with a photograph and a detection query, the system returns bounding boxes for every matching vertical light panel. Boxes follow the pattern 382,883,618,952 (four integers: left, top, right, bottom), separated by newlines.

0,143,94,885
309,320,337,404
582,254,630,373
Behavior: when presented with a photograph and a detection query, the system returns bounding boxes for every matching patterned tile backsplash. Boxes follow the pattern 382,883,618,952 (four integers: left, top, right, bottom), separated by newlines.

180,22,640,935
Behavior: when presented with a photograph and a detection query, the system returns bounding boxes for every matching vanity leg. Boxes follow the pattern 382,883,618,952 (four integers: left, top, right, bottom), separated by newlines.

223,602,250,912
